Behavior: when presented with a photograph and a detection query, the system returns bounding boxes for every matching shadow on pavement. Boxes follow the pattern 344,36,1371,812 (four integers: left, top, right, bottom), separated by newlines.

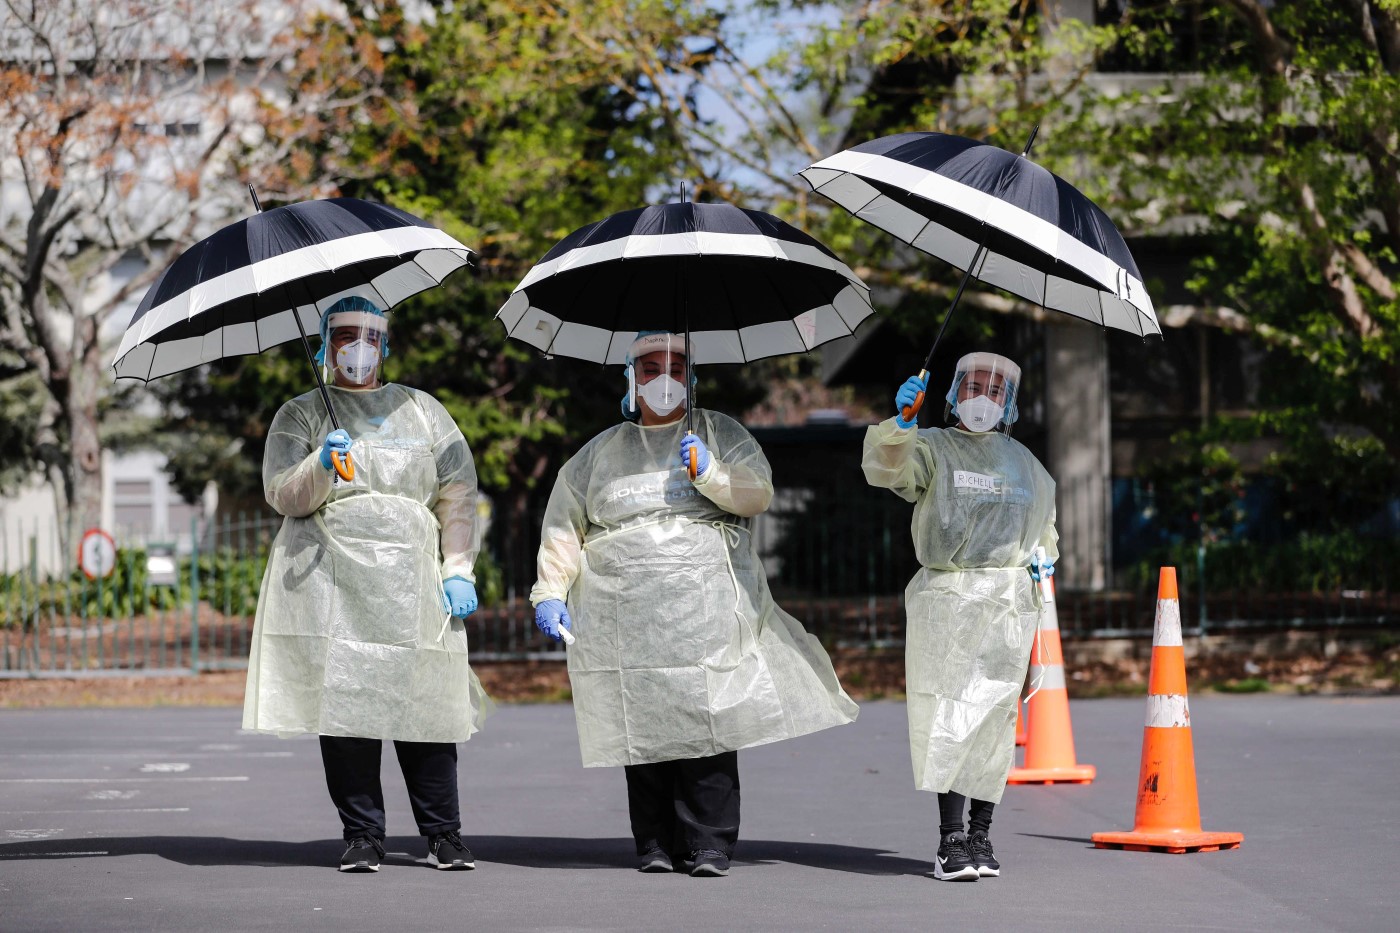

0,834,931,875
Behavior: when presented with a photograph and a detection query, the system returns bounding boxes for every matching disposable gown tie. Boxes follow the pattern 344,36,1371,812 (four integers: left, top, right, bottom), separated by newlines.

862,418,1058,802
243,384,492,743
531,409,858,767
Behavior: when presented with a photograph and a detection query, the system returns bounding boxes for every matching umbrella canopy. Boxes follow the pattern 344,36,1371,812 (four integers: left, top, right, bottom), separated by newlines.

798,131,1160,338
112,197,474,381
495,201,875,365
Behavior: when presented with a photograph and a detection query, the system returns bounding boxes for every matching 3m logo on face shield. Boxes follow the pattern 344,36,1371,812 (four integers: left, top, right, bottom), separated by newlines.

953,470,998,492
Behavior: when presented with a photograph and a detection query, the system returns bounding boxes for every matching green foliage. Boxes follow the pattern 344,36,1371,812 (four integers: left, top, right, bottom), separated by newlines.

1056,0,1400,466
2,549,166,625
1213,677,1272,694
0,361,44,497
0,547,265,626
1129,408,1396,593
784,0,1399,487
154,0,769,510
469,546,505,608
1119,529,1392,595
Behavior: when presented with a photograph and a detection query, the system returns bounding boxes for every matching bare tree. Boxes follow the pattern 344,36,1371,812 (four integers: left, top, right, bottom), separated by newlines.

0,0,372,533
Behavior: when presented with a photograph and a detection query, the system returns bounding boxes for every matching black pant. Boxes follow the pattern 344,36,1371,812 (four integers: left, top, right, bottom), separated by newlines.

319,735,460,841
938,791,994,836
624,751,740,858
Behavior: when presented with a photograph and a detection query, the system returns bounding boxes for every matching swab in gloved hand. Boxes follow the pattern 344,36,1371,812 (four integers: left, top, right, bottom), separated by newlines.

1030,546,1055,604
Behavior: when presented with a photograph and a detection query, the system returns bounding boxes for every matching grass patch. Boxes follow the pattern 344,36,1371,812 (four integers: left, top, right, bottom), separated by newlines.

1212,677,1273,694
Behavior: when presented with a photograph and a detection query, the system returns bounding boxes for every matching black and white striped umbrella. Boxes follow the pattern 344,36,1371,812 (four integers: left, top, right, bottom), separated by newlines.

495,201,875,365
112,197,473,381
799,131,1160,338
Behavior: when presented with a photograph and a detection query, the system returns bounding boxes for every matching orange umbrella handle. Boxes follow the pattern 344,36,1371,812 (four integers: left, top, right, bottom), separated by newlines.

901,391,925,424
332,450,355,482
688,446,698,480
901,369,930,423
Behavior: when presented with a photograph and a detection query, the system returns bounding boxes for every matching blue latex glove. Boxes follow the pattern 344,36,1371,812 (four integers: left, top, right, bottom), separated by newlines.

1029,558,1055,581
534,599,572,642
894,375,927,429
680,433,712,477
442,576,478,619
319,429,352,470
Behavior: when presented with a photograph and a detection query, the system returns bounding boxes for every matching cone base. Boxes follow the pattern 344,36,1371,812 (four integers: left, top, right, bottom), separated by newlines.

1007,764,1096,785
1091,830,1242,854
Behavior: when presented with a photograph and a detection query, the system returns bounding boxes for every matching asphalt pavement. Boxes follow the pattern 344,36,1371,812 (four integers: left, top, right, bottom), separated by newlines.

1,695,1395,932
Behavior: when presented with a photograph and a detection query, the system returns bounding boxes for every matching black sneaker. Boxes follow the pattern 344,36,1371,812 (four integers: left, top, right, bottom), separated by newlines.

967,830,1000,878
339,835,384,873
690,849,730,877
427,830,475,870
933,831,980,881
638,846,674,873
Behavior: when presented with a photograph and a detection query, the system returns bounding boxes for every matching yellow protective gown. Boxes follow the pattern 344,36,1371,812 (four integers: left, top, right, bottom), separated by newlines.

530,409,858,768
243,383,492,743
863,418,1057,802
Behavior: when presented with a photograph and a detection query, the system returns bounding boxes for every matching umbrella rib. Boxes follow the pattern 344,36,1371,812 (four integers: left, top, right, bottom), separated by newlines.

541,298,566,358
907,215,932,249
760,260,813,357
607,258,639,349
555,241,626,343
363,273,393,315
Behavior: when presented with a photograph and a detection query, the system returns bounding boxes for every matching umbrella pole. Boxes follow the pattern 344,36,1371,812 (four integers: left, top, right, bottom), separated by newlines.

684,292,699,479
901,239,988,424
288,288,355,481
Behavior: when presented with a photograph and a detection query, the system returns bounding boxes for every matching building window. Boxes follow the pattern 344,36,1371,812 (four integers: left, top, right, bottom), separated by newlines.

113,479,154,537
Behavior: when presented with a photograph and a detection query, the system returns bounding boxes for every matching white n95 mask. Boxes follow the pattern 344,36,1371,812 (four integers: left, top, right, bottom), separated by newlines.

636,374,687,416
957,394,1003,433
335,340,381,384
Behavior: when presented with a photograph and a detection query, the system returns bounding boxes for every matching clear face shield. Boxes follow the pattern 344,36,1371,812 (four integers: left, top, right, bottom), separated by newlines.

321,305,389,388
623,331,691,420
944,351,1021,434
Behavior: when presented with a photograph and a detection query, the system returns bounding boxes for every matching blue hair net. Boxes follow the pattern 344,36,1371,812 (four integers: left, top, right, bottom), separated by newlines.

315,296,389,364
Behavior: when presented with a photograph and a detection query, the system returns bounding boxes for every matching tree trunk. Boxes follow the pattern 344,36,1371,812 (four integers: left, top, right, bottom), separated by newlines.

63,314,104,536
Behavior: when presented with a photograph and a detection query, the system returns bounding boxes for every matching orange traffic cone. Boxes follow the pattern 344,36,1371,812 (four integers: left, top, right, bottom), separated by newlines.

1092,567,1243,854
1007,576,1095,784
1015,700,1027,746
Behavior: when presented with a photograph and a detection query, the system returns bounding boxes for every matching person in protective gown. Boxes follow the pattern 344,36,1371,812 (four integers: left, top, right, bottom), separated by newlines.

862,351,1057,882
530,331,858,878
243,296,491,873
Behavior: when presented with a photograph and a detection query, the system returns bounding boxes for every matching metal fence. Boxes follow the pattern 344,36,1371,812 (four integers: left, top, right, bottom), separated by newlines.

1,515,277,677
2,482,1395,677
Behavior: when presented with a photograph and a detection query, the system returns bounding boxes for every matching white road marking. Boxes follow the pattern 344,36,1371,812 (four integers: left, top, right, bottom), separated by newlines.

6,829,62,840
0,777,248,784
85,790,139,800
139,763,191,773
0,851,108,858
0,808,190,814
3,752,291,759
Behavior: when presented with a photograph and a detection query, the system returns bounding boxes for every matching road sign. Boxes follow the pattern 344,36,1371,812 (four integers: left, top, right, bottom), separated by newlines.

78,528,117,580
